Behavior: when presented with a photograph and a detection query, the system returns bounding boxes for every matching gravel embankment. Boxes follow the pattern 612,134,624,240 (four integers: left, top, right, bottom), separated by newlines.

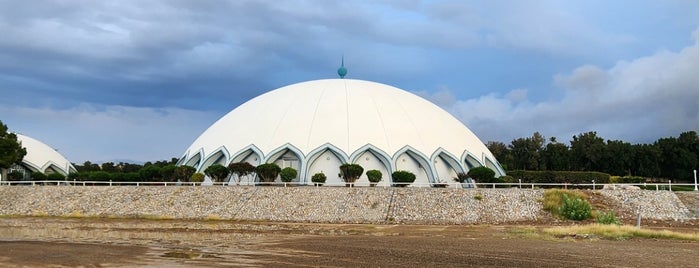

0,186,694,224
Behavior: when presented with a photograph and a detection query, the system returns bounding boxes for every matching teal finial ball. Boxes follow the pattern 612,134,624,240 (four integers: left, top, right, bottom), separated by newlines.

337,57,347,78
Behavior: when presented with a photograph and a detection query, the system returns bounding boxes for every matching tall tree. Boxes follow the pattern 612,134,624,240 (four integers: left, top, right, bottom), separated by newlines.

601,140,632,176
486,141,512,170
509,132,545,170
570,131,606,171
542,137,570,171
630,143,661,177
657,136,697,181
0,121,27,180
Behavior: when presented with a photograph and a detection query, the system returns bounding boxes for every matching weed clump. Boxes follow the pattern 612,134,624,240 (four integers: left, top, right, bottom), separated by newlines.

596,210,621,225
542,189,590,220
559,194,591,221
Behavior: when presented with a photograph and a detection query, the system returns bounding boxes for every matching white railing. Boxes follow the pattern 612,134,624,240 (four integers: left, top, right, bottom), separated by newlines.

0,180,696,191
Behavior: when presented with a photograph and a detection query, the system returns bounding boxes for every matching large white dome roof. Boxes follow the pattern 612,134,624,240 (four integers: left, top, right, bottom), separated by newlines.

16,134,76,175
180,79,504,186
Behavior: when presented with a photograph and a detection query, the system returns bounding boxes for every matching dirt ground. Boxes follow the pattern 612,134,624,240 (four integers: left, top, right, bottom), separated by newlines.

0,217,697,267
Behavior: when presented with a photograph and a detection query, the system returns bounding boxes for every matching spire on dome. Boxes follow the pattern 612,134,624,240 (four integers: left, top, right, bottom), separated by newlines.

337,56,347,78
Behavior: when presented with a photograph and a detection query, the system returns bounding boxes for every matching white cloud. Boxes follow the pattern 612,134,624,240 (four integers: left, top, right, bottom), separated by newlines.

426,28,699,144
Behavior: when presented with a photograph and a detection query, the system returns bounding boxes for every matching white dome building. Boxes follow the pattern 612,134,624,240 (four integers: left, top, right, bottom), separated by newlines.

179,78,505,187
5,134,77,180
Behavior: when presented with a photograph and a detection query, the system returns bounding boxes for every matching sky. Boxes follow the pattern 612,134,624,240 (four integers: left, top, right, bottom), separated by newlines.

1,0,698,164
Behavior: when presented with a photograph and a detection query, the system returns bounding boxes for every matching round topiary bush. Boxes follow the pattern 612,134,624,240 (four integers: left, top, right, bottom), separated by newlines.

256,163,281,184
468,166,496,183
366,169,382,186
339,163,364,186
311,173,327,186
391,170,416,187
280,167,297,183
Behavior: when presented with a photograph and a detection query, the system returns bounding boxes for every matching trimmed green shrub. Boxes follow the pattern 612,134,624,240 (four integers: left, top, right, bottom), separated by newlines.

280,167,297,183
392,170,416,187
228,162,255,183
256,163,281,183
31,172,47,181
204,164,230,183
311,173,327,186
559,194,592,221
596,210,621,225
190,172,205,183
47,173,65,180
366,169,382,186
468,166,496,183
340,164,364,186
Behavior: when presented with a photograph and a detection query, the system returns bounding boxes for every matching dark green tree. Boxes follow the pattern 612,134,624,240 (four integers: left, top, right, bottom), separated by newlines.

139,165,162,181
100,162,118,172
160,165,177,182
204,164,230,183
657,136,697,181
601,140,632,176
570,131,606,171
89,171,111,181
75,161,100,172
629,144,661,177
509,132,545,170
486,141,512,170
173,165,196,182
542,137,570,171
0,120,27,181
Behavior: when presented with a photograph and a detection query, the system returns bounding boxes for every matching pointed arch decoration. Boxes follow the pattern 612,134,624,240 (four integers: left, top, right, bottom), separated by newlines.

175,152,188,166
348,144,393,187
305,143,350,185
430,148,465,187
185,149,204,171
264,143,305,183
41,162,67,175
229,144,264,166
461,150,484,170
393,145,435,185
484,156,506,177
199,146,231,172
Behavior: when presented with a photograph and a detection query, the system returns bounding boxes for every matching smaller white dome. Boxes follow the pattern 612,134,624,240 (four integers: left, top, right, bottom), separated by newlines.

16,134,76,175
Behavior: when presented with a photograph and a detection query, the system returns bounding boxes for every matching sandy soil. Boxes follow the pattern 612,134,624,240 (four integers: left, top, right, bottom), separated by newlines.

0,217,697,267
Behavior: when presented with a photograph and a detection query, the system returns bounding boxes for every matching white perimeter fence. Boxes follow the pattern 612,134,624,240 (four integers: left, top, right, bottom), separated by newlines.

0,180,697,191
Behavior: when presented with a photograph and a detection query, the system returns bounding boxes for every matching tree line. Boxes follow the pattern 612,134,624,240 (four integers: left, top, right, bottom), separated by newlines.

487,131,699,182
